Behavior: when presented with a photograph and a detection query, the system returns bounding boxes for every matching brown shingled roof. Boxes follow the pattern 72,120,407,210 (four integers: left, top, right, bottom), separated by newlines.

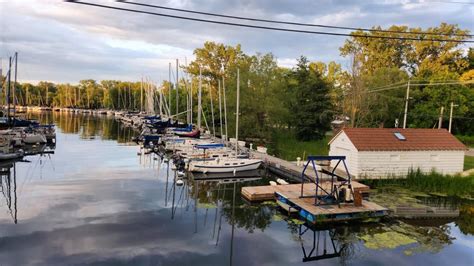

331,128,467,151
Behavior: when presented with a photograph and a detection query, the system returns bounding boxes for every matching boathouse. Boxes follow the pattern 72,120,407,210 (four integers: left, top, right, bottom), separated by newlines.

328,128,466,178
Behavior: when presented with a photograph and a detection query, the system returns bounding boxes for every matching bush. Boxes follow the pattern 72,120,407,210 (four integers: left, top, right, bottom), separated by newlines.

361,169,474,198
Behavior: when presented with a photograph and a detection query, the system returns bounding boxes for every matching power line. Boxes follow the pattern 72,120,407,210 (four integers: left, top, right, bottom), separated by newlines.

118,0,473,38
363,80,474,94
65,1,474,43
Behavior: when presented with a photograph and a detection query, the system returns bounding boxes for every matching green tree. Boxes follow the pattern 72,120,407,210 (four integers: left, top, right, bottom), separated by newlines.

291,56,333,141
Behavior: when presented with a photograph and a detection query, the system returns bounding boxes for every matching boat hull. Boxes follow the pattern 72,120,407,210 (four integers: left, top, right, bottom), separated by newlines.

189,159,262,173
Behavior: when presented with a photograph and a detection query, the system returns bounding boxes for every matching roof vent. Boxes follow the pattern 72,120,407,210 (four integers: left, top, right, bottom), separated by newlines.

394,132,406,141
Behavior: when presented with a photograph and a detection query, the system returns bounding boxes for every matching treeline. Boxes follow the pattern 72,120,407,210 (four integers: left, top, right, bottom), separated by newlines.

2,23,473,139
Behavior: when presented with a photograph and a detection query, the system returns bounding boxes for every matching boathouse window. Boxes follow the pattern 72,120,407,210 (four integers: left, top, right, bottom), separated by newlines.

430,154,440,162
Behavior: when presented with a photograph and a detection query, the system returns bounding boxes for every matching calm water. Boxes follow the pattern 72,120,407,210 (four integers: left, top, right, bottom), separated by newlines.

0,113,473,266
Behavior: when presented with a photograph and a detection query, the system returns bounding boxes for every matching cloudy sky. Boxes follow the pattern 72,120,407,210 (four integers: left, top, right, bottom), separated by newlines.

0,0,473,84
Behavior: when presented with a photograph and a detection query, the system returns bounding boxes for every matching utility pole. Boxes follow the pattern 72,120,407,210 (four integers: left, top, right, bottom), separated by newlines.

403,80,410,129
448,102,458,133
176,59,179,119
438,106,444,129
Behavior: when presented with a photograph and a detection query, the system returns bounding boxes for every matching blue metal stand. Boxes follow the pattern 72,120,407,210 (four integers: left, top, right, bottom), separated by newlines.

300,156,353,206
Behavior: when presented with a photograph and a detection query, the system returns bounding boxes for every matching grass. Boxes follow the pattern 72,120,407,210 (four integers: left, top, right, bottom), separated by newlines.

465,156,474,171
457,135,474,148
361,169,474,198
267,129,330,161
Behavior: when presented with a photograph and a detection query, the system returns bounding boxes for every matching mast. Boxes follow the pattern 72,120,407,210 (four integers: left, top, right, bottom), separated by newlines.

190,79,193,125
197,67,202,130
223,75,228,141
235,69,240,154
176,59,179,120
218,80,223,141
7,57,11,123
140,77,143,112
168,62,172,117
209,81,216,137
13,52,17,115
159,85,163,117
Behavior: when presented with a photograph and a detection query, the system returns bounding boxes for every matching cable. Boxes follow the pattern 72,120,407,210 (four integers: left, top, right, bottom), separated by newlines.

118,0,473,38
64,1,474,43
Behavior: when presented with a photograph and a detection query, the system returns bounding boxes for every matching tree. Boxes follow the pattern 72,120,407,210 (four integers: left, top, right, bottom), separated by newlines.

291,56,333,141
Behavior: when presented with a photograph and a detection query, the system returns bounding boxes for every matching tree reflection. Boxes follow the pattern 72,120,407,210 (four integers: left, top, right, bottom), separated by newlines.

26,112,137,143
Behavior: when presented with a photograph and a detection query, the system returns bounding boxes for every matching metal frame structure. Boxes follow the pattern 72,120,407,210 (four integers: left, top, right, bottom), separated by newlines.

300,155,354,206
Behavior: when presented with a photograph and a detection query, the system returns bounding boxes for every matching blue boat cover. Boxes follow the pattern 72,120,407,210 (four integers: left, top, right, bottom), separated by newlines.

195,143,225,149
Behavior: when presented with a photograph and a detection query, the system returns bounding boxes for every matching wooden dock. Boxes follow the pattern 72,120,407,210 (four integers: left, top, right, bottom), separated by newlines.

241,182,370,201
241,182,387,223
250,151,350,182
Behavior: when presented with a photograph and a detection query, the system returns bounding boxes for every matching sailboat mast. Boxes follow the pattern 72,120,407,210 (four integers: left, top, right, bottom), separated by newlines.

6,57,11,122
176,59,179,120
235,69,240,154
218,80,223,141
197,67,202,130
13,52,18,116
223,75,228,141
168,62,172,117
209,81,215,137
140,77,143,112
190,79,193,125
159,85,163,117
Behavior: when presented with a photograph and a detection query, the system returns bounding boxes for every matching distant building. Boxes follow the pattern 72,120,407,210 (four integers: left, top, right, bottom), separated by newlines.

328,128,466,178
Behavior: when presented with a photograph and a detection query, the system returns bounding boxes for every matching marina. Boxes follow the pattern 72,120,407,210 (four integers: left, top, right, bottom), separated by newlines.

1,1,473,262
0,111,471,265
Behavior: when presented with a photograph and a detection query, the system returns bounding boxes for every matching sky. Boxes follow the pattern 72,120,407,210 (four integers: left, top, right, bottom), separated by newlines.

0,0,473,84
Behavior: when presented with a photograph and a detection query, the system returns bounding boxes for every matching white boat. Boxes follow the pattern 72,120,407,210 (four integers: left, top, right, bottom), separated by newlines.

188,158,262,173
23,132,47,144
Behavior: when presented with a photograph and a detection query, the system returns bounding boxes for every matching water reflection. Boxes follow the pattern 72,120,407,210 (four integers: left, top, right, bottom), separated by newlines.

26,112,137,143
0,160,18,224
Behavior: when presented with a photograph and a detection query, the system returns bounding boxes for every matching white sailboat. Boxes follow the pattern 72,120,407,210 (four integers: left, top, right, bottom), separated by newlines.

188,68,262,174
188,158,261,173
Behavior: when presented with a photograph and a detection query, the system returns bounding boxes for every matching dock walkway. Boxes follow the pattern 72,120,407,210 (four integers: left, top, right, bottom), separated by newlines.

250,151,350,182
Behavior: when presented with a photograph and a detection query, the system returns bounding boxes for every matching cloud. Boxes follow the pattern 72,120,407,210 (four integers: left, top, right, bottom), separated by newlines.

0,0,472,84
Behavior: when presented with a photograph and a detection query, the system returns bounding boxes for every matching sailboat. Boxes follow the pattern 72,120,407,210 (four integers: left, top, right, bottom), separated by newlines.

188,68,262,174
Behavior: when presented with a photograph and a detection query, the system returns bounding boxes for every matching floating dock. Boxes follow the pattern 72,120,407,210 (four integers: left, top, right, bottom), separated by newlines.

242,182,370,201
242,182,388,223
